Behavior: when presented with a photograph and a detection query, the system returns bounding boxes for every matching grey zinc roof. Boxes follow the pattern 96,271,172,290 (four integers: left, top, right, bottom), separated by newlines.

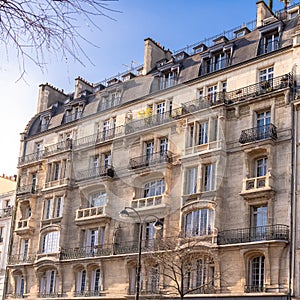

178,54,202,83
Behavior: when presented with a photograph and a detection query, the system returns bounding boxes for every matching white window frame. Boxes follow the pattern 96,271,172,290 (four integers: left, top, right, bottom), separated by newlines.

42,231,60,253
185,167,198,195
143,179,165,198
203,163,216,191
185,209,214,237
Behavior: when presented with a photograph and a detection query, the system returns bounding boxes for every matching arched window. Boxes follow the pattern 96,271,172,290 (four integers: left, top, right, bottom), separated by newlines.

41,231,60,253
90,269,101,295
76,270,86,295
39,270,59,296
144,179,165,198
185,209,214,237
247,255,265,292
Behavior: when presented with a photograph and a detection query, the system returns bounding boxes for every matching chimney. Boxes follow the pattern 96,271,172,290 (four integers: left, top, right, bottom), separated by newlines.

74,77,94,99
143,38,172,75
37,83,67,113
256,1,274,27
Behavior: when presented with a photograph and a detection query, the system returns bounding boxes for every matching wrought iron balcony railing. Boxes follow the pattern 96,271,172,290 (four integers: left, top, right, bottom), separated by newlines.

74,290,102,297
125,108,184,134
37,292,63,298
244,284,265,293
61,245,111,260
239,124,277,144
16,184,38,195
8,254,36,265
73,126,124,150
63,111,82,124
217,224,289,245
44,140,72,156
75,166,114,181
129,151,173,169
183,73,292,113
18,151,43,166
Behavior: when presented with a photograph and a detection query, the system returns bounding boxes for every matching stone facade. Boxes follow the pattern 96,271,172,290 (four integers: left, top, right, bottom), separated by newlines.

5,1,300,300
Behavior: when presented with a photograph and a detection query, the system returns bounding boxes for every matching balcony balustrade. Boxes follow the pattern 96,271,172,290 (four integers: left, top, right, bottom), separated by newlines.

8,254,36,265
18,151,43,166
44,178,69,189
239,124,277,144
125,108,184,134
241,172,273,193
183,73,292,113
74,290,102,297
16,218,34,235
76,206,107,220
37,292,63,298
244,284,265,293
131,195,163,209
129,151,173,170
73,126,124,151
16,184,38,195
0,207,12,218
75,166,114,181
217,224,289,245
44,140,72,156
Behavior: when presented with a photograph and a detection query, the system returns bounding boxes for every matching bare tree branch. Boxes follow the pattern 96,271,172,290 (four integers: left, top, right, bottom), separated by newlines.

0,0,119,77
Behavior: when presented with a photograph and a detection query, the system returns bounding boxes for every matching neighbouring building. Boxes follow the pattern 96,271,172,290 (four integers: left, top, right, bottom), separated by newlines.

0,175,16,298
5,1,300,299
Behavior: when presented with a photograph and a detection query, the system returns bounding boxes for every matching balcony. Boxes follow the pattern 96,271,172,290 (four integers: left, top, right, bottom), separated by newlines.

15,217,34,235
241,172,273,196
61,245,111,260
217,224,289,245
16,184,39,195
62,111,82,124
239,124,277,144
18,152,43,166
44,140,72,156
183,73,293,114
0,207,12,218
75,166,114,182
44,178,70,189
125,108,184,134
74,290,103,297
37,292,63,298
73,126,124,151
75,206,110,225
244,285,265,293
8,254,36,265
131,195,165,210
129,151,173,170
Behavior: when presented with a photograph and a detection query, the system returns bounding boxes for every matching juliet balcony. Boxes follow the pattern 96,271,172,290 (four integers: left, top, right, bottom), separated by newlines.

8,254,36,265
239,124,277,144
217,224,289,245
15,217,35,235
75,166,114,182
129,151,173,170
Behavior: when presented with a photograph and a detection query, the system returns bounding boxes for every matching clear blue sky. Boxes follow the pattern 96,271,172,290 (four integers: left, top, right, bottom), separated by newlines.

0,0,288,176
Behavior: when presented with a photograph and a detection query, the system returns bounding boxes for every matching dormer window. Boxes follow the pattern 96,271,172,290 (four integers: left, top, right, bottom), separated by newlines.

40,114,51,132
193,44,207,54
64,104,83,123
159,68,178,90
258,22,281,55
234,27,250,38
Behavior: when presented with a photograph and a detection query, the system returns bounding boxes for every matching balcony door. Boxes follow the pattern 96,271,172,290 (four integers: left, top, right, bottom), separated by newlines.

256,111,270,140
145,141,154,164
251,205,267,241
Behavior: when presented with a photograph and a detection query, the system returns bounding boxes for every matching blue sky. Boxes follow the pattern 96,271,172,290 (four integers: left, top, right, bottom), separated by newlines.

0,0,287,176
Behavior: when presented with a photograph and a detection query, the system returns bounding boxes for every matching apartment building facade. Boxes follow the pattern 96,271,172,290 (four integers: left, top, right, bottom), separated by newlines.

5,1,300,299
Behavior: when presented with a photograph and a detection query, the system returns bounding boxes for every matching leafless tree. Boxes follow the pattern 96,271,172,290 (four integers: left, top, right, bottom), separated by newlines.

0,0,118,77
145,236,219,300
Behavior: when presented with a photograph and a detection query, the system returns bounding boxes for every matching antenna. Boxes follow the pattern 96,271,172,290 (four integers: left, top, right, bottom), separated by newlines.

122,60,138,71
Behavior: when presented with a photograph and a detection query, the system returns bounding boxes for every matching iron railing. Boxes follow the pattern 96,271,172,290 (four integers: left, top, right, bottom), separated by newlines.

75,166,114,181
18,152,43,166
37,292,63,298
239,124,277,144
0,207,12,218
61,245,111,260
73,126,124,150
44,140,72,156
125,108,184,134
217,224,289,245
16,184,38,195
74,290,102,297
244,284,265,293
129,151,173,169
8,254,36,265
63,111,82,124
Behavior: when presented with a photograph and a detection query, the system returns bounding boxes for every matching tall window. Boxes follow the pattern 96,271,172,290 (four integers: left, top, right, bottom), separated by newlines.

36,142,43,158
40,270,58,295
103,120,110,139
43,197,63,219
91,269,101,293
185,167,198,194
199,122,209,145
53,162,60,181
160,138,168,155
203,163,216,191
157,102,165,115
144,179,165,198
251,206,268,239
185,209,214,237
77,270,86,293
86,229,99,249
255,157,267,177
145,141,154,162
16,275,25,296
89,192,106,207
42,231,60,253
249,256,265,292
31,172,37,193
259,67,274,82
0,227,3,242
261,31,279,54
103,153,111,168
147,265,160,292
207,85,217,103
20,239,29,260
